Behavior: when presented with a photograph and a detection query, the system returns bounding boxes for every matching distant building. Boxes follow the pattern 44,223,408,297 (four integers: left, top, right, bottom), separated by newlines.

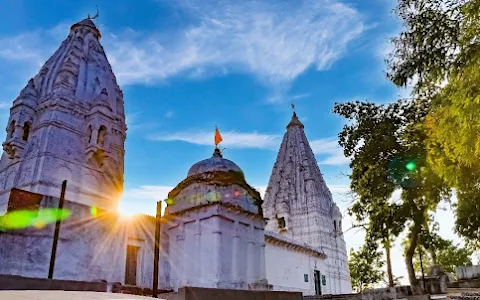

0,17,351,296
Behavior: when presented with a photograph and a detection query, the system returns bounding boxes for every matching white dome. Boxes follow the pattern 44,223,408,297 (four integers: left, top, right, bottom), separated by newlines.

187,148,243,177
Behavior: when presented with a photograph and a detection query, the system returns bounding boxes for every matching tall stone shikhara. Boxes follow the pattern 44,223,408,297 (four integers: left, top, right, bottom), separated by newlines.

0,18,126,212
263,112,352,294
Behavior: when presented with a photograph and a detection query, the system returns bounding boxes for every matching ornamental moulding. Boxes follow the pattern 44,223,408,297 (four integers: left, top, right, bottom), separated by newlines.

264,234,327,259
168,170,262,203
164,201,264,222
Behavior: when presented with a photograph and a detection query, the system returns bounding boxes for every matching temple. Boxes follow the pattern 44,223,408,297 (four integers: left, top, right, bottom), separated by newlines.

263,111,352,294
0,17,126,213
0,17,351,296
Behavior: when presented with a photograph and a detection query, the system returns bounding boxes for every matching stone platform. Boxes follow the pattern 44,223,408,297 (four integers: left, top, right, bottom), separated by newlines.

0,275,107,291
0,291,157,300
0,288,302,300
161,286,302,300
446,288,480,300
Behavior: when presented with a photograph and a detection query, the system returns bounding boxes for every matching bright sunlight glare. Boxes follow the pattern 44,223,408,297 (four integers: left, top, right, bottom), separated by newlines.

116,201,138,218
117,197,167,218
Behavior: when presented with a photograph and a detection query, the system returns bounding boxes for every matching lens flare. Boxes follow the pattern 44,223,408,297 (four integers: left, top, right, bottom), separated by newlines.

0,208,71,231
206,191,221,202
406,161,416,171
34,220,46,229
0,210,37,230
90,206,98,217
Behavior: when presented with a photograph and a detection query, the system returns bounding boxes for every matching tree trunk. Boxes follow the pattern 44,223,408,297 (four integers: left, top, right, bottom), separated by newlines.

405,225,423,295
430,250,437,267
385,244,394,287
423,219,437,266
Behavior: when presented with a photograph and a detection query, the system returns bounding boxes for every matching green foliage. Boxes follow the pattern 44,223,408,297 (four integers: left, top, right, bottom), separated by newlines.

387,0,463,95
400,221,473,276
436,242,473,274
388,0,480,246
410,239,473,275
382,275,404,287
349,242,385,293
334,99,450,291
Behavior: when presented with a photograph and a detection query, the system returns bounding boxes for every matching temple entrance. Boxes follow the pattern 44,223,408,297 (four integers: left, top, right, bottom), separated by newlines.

125,245,139,286
314,270,322,295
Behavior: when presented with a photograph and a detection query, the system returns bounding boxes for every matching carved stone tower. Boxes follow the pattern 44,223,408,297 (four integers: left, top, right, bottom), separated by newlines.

262,112,351,294
0,18,126,212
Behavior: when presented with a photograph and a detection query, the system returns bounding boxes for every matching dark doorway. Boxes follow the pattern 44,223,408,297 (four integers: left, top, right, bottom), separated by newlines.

125,245,139,285
314,270,322,295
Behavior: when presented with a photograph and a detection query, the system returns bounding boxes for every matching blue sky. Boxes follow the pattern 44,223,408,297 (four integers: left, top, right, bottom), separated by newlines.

0,0,470,285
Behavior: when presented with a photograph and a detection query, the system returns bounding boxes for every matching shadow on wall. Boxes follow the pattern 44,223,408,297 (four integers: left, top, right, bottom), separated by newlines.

0,194,157,288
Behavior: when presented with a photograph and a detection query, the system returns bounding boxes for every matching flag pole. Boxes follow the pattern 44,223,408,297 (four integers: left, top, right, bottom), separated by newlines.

214,125,218,149
152,200,162,298
48,180,67,279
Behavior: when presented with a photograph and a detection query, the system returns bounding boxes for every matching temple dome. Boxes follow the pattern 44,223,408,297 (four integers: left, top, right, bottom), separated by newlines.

187,148,243,177
166,147,261,216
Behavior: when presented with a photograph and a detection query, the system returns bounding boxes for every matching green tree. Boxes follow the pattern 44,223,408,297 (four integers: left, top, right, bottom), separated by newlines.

432,241,472,275
409,239,473,277
388,0,480,246
383,275,403,287
334,99,450,294
349,241,385,293
350,201,405,287
416,223,473,275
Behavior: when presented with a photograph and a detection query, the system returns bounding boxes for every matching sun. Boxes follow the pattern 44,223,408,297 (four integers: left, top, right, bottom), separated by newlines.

116,201,137,218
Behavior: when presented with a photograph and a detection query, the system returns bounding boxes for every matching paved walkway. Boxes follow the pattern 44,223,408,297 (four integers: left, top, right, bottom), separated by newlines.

0,291,166,300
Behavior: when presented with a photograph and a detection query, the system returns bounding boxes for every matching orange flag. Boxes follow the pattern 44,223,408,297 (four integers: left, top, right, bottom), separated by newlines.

215,127,223,146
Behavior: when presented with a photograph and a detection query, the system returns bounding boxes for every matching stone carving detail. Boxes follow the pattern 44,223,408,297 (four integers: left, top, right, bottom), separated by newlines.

20,79,37,99
0,17,126,211
2,144,16,159
262,112,352,293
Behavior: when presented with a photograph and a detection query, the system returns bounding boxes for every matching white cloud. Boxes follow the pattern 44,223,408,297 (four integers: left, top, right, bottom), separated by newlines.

255,186,267,198
290,93,312,100
0,101,11,109
150,130,281,149
310,137,350,165
0,22,69,76
123,185,172,202
329,184,350,195
0,1,364,98
106,0,364,87
118,185,173,216
151,129,349,165
125,111,159,133
125,111,142,127
0,32,46,65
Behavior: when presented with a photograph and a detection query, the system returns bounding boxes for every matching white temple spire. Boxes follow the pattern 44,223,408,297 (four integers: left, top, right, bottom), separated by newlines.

262,109,352,294
0,17,126,212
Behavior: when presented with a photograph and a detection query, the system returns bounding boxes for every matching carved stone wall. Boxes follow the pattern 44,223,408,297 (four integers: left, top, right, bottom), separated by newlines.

263,113,351,294
162,150,268,291
0,197,156,288
0,18,126,212
162,203,266,291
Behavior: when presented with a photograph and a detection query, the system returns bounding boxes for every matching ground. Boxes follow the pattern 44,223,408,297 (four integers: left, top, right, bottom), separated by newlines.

0,291,161,300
